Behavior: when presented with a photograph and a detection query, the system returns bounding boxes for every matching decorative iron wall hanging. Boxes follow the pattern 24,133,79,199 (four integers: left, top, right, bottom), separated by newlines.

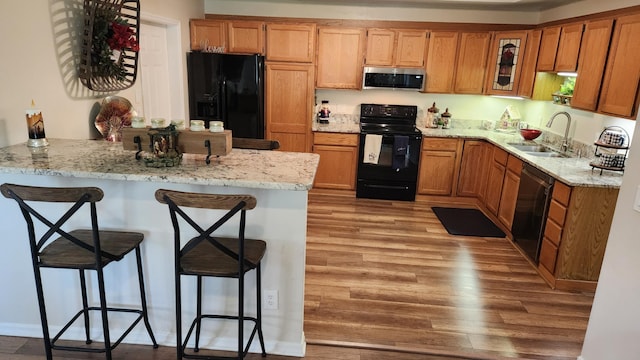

78,0,140,92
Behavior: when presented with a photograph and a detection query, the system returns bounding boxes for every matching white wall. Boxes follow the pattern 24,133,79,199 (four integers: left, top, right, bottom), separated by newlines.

579,114,640,360
0,0,203,148
205,0,539,24
540,0,640,23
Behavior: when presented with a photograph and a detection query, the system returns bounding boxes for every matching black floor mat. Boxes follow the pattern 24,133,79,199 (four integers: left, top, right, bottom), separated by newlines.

431,207,506,238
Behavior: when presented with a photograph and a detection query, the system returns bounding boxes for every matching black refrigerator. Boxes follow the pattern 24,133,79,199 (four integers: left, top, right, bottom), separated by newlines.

187,52,265,139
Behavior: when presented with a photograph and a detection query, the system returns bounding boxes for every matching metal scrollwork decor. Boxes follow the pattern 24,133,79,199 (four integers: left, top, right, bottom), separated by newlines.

79,0,140,92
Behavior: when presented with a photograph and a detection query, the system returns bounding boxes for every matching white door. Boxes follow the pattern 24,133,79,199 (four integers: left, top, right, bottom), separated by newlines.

138,22,172,120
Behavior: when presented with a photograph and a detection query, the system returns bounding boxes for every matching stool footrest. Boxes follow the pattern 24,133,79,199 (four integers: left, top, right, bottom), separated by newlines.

50,306,147,353
182,314,264,360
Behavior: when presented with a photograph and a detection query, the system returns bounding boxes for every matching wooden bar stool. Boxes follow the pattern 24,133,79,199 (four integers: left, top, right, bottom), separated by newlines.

0,183,158,360
155,189,267,360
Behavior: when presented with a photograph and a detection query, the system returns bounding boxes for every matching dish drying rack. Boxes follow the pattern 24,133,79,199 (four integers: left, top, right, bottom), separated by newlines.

590,126,630,175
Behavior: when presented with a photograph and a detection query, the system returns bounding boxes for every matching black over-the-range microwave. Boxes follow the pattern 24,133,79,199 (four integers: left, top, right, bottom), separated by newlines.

362,67,426,91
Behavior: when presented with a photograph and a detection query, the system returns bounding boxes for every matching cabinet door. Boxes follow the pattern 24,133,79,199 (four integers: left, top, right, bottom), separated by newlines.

485,160,506,216
454,32,491,94
316,27,366,89
190,19,226,51
395,30,428,67
485,31,528,96
457,140,487,197
313,141,358,190
571,19,614,111
497,156,522,230
365,29,396,66
266,23,316,63
555,23,584,72
418,150,457,195
227,21,264,54
598,13,640,118
536,27,561,71
424,32,459,93
518,30,542,98
265,63,315,152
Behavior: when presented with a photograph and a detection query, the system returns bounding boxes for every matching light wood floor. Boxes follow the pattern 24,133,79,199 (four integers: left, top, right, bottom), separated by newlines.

304,189,594,360
0,189,594,360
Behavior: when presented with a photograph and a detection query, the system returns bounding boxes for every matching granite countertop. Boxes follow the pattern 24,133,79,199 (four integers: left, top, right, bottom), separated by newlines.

0,139,320,191
312,119,623,189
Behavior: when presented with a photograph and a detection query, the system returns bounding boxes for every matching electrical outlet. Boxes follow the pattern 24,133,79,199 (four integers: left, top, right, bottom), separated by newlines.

264,289,278,310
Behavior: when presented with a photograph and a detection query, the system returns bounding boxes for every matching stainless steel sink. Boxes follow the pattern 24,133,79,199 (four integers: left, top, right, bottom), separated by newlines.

507,143,569,158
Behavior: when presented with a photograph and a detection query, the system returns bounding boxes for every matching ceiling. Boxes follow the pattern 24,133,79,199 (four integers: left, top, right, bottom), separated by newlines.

246,0,584,11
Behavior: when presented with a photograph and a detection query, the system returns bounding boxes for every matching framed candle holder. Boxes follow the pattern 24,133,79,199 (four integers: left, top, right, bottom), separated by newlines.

143,124,182,167
26,109,49,147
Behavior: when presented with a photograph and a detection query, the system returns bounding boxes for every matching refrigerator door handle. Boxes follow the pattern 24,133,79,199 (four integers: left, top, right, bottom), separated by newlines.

220,77,227,126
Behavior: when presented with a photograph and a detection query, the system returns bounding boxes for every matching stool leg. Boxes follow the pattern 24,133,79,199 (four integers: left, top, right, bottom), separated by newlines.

194,275,203,352
32,264,53,360
256,264,266,357
239,271,244,359
95,266,112,360
176,271,183,359
79,270,92,344
135,246,158,348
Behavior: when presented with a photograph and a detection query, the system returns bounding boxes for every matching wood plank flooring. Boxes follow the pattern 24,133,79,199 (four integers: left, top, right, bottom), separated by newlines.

0,189,594,359
304,189,594,360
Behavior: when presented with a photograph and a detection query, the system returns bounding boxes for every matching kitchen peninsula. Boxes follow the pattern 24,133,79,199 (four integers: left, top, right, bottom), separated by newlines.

0,139,319,357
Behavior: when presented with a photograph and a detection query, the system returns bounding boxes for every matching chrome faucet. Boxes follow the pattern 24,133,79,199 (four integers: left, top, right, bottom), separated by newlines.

546,111,572,152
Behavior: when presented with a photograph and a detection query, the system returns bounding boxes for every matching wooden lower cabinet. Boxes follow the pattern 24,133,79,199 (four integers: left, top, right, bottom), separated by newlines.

484,146,508,216
497,156,522,230
312,133,358,190
538,181,619,291
417,138,461,196
457,140,490,198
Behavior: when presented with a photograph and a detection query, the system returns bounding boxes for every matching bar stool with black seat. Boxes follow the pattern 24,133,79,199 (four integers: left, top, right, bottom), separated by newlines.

0,183,158,360
154,189,267,360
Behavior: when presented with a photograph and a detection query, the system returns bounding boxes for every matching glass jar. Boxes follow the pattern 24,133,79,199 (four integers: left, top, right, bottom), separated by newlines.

209,121,224,132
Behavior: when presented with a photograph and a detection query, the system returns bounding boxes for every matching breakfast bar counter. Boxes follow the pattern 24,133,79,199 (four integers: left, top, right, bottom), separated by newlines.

0,139,319,357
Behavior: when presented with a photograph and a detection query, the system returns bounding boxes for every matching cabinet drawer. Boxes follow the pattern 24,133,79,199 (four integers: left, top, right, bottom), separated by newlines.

313,132,358,146
493,146,509,166
547,199,567,226
552,181,571,206
539,237,559,274
422,137,458,151
506,155,522,175
544,217,563,246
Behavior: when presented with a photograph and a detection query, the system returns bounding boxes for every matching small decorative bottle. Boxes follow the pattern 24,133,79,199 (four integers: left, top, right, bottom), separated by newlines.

441,108,451,129
427,102,440,128
318,100,331,124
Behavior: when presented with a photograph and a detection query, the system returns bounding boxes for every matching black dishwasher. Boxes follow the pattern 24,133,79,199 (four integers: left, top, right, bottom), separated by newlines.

511,164,555,263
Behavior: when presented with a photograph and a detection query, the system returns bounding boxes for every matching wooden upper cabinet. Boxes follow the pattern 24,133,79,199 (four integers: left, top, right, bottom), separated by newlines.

395,30,428,67
485,31,528,96
365,29,396,66
189,19,263,54
227,21,264,54
265,23,316,63
424,31,459,93
536,23,584,72
190,19,226,51
365,29,427,67
598,13,640,118
316,27,366,89
571,19,614,111
536,27,561,71
555,23,585,72
454,32,491,94
518,29,542,98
